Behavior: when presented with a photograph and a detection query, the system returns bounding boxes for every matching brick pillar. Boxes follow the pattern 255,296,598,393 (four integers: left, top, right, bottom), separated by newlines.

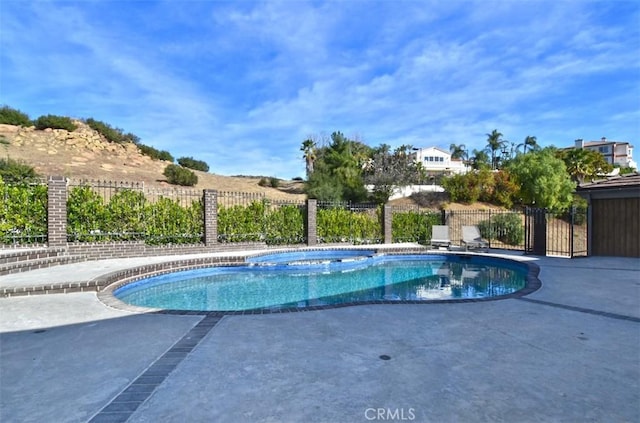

306,199,317,246
47,176,67,248
383,204,393,244
203,190,218,246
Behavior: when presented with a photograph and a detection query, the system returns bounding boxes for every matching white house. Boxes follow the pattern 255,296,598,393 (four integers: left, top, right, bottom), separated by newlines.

574,138,637,169
412,147,469,174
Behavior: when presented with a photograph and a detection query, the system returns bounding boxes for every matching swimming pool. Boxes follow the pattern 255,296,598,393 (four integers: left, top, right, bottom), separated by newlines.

113,251,532,312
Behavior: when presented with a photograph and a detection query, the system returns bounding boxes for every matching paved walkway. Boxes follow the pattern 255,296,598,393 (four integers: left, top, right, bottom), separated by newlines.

1,250,638,423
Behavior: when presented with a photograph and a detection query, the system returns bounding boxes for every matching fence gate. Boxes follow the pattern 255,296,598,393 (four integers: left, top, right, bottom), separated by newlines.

525,207,589,257
525,207,547,255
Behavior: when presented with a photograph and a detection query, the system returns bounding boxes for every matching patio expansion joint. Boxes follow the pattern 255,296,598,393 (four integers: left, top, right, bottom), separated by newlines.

86,314,222,423
518,297,640,323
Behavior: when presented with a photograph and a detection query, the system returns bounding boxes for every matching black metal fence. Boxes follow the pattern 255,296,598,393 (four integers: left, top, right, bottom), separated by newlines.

0,178,590,257
525,207,588,257
66,179,204,244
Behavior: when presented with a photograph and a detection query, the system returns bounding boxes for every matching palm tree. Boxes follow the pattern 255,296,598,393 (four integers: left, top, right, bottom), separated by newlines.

485,129,505,169
449,143,467,161
517,136,538,154
300,139,317,178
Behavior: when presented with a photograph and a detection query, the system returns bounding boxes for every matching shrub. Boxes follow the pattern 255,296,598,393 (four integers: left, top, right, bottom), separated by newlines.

85,118,138,144
441,173,480,203
34,114,77,131
177,156,209,172
392,210,441,243
258,177,279,188
0,105,32,126
163,164,198,186
145,197,203,244
0,178,47,244
66,186,108,241
477,213,524,246
0,158,39,183
138,144,174,162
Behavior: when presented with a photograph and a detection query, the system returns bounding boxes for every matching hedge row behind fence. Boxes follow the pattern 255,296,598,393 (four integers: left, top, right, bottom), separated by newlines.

2,180,457,246
0,179,48,244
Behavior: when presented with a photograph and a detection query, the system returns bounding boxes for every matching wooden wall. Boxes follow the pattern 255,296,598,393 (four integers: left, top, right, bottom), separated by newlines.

591,197,640,257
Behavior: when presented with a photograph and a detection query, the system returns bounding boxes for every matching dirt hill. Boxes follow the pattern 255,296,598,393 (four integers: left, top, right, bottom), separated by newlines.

0,122,305,201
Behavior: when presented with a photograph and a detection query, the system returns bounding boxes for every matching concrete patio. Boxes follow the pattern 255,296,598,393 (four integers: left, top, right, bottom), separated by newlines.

1,251,638,422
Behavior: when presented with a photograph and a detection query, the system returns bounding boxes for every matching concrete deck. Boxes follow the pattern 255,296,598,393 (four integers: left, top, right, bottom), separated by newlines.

1,250,638,422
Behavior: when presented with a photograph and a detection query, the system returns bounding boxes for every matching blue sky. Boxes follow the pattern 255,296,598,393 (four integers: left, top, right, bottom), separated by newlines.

1,0,638,179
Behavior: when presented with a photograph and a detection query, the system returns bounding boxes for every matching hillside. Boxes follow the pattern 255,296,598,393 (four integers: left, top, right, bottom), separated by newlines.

0,122,305,201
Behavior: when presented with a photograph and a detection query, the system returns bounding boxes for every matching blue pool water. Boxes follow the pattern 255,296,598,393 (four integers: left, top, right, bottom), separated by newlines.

114,251,528,311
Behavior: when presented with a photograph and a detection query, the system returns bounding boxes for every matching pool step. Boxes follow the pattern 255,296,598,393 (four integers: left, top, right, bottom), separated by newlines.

0,248,87,276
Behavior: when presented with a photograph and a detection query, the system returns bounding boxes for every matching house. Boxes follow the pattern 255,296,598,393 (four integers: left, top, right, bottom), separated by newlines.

574,138,636,169
412,147,468,175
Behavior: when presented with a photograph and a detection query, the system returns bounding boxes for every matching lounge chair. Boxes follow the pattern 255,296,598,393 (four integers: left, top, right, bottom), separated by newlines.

461,226,489,251
430,225,451,249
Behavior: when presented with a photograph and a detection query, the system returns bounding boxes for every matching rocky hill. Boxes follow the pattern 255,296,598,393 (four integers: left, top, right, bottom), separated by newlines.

0,121,305,201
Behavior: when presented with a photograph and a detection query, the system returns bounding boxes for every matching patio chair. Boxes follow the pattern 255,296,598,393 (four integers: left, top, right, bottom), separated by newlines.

430,225,451,249
461,226,489,252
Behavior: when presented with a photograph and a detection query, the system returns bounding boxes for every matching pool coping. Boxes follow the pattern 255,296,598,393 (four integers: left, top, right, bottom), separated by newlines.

95,247,542,315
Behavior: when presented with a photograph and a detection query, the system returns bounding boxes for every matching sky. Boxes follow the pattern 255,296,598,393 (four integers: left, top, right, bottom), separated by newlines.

1,0,639,179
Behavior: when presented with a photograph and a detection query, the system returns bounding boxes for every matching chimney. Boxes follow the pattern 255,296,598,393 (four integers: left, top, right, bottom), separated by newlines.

575,139,584,149
601,137,607,142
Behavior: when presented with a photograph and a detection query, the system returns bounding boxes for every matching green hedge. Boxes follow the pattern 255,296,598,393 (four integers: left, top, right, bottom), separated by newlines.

317,206,381,244
0,179,48,244
392,210,441,243
66,186,203,244
217,200,305,244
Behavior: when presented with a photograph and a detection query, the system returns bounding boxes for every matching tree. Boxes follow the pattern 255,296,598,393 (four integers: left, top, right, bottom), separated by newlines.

517,135,539,154
449,143,467,161
485,129,506,170
363,144,422,203
506,148,575,211
557,148,613,184
304,131,370,202
469,149,490,170
300,138,317,179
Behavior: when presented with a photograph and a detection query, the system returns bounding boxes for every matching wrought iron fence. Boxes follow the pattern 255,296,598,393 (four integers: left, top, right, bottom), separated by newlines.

525,207,588,257
390,205,441,244
443,209,525,251
66,179,203,244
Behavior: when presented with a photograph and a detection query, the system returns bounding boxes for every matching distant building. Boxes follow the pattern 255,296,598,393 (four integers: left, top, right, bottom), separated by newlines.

412,147,468,175
573,138,636,169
